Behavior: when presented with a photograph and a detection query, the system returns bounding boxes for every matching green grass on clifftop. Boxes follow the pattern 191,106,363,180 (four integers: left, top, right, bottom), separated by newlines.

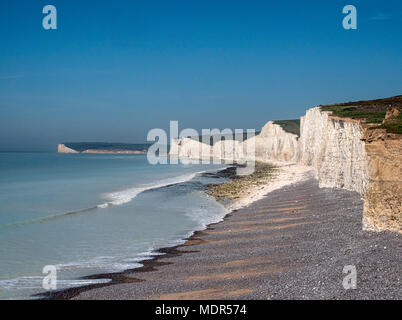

320,95,402,134
273,119,300,136
374,112,402,134
320,105,386,124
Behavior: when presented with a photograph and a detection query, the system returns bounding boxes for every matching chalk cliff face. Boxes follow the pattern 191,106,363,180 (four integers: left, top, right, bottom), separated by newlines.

169,138,213,160
299,107,401,233
170,122,299,163
170,137,245,163
298,107,369,195
362,128,402,233
58,143,79,153
214,139,244,161
169,107,401,233
248,121,299,162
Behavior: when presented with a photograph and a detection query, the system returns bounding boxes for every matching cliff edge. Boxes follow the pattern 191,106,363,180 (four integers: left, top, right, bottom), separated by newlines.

169,95,401,233
58,143,79,153
170,120,299,163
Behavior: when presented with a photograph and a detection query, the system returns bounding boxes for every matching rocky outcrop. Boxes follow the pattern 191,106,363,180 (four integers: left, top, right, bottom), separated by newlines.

299,107,401,233
361,128,402,233
58,144,79,153
384,106,400,120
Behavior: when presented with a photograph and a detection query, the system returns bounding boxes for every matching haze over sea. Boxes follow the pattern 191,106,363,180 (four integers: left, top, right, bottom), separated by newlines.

0,152,227,299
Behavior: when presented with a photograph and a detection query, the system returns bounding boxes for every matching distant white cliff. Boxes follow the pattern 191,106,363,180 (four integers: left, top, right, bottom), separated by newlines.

58,144,79,153
170,121,299,163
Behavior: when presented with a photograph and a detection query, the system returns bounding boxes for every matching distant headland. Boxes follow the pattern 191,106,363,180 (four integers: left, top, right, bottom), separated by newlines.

58,142,150,154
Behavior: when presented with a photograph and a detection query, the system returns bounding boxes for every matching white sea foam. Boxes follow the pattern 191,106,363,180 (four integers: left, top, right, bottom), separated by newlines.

0,167,228,299
0,171,207,230
185,201,228,230
0,276,111,292
0,250,157,292
100,171,204,206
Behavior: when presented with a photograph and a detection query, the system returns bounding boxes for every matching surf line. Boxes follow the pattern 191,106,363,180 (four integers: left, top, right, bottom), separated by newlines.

0,171,208,230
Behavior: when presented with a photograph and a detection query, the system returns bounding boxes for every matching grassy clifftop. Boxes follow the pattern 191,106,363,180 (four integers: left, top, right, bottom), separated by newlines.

320,95,402,134
273,119,300,136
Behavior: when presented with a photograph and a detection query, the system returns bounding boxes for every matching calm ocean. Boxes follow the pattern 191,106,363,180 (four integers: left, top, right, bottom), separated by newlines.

0,152,227,299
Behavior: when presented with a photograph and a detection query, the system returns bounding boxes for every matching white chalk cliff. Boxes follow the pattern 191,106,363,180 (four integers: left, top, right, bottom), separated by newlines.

298,107,369,195
58,143,79,153
170,121,299,163
169,106,401,233
246,121,299,162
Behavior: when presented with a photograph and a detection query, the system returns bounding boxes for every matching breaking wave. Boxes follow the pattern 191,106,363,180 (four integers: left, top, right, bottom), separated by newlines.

0,171,203,230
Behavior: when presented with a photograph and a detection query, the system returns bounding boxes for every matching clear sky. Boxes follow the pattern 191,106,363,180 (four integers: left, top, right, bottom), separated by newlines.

0,0,401,151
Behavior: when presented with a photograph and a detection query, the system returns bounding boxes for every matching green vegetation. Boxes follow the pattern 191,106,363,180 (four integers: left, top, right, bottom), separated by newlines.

273,119,300,136
207,162,278,200
320,105,386,124
372,113,402,134
320,95,402,134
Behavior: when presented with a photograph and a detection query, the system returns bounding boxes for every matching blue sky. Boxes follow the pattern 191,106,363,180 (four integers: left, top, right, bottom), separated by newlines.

0,0,401,151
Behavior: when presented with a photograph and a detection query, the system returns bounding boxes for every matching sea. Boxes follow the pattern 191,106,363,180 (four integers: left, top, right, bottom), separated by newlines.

0,152,228,299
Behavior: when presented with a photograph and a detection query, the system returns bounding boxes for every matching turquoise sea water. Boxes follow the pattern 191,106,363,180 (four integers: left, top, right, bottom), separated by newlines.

0,152,227,299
